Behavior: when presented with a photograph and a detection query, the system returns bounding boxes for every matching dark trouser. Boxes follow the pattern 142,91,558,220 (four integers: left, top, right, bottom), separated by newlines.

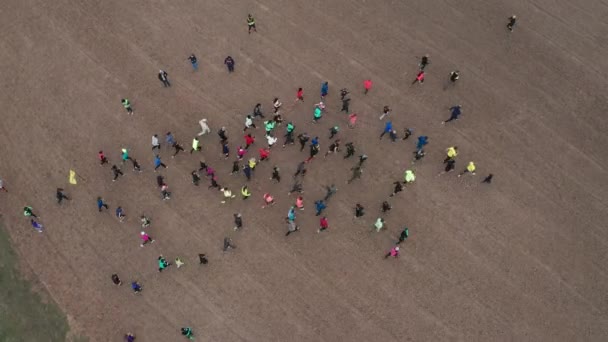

100,158,108,165
330,132,337,139
299,142,306,151
152,145,160,151
444,114,458,123
57,194,69,203
161,80,171,87
113,171,123,180
384,252,391,258
272,174,280,182
341,104,349,113
284,134,294,145
154,163,167,170
98,204,108,212
319,227,327,232
380,130,389,139
173,145,184,156
227,64,234,72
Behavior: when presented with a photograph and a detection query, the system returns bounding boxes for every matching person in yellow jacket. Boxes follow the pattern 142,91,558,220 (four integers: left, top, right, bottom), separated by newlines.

190,137,201,153
458,161,476,177
241,185,251,199
404,169,416,184
444,146,458,163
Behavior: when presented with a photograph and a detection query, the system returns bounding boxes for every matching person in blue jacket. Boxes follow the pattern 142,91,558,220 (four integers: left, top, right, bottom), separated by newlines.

320,81,329,99
315,200,327,216
379,121,393,139
416,135,429,151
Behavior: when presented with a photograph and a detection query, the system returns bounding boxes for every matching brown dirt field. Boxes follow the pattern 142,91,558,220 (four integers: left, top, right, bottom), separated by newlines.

1,0,608,340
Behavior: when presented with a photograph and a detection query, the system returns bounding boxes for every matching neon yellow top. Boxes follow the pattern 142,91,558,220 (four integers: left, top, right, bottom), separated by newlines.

447,147,457,158
467,162,476,172
404,170,416,183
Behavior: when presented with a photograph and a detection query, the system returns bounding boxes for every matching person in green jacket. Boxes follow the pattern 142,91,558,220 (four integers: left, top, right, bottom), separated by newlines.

181,327,194,340
247,14,256,34
23,206,38,218
158,256,171,272
121,98,133,115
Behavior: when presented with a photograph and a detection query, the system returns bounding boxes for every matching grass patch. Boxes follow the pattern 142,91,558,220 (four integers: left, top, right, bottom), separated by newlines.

0,223,69,342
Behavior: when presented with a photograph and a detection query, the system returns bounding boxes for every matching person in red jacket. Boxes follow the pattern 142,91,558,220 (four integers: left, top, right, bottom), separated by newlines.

259,148,270,161
412,71,425,85
363,79,372,94
98,150,109,165
294,88,304,102
318,216,329,233
244,134,255,149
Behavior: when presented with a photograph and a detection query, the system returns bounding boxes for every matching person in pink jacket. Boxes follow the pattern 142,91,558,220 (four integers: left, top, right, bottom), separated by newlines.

140,231,155,247
384,246,400,259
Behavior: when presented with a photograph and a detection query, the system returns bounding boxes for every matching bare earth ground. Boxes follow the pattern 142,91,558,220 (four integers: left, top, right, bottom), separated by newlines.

1,0,608,340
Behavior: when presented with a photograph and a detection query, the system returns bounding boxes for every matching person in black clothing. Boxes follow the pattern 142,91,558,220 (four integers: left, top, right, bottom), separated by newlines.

412,149,426,163
231,160,240,175
218,127,228,144
344,142,355,159
233,213,243,230
340,88,349,100
271,166,281,182
172,142,185,157
198,254,209,264
298,133,310,152
111,274,122,286
402,128,413,140
341,96,350,113
112,165,124,181
294,161,307,178
209,177,220,190
357,154,368,167
158,70,170,87
444,159,456,173
419,55,430,70
56,188,70,204
482,174,494,184
191,171,200,186
324,140,340,158
355,203,365,218
507,15,517,31
449,70,460,83
224,56,235,73
223,237,236,251
131,158,142,172
390,181,403,197
253,103,264,119
381,201,392,213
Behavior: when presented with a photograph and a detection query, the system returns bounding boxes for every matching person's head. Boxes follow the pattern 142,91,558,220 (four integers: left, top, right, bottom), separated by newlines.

273,97,278,102
298,87,302,91
395,246,400,251
166,132,171,136
153,134,158,137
